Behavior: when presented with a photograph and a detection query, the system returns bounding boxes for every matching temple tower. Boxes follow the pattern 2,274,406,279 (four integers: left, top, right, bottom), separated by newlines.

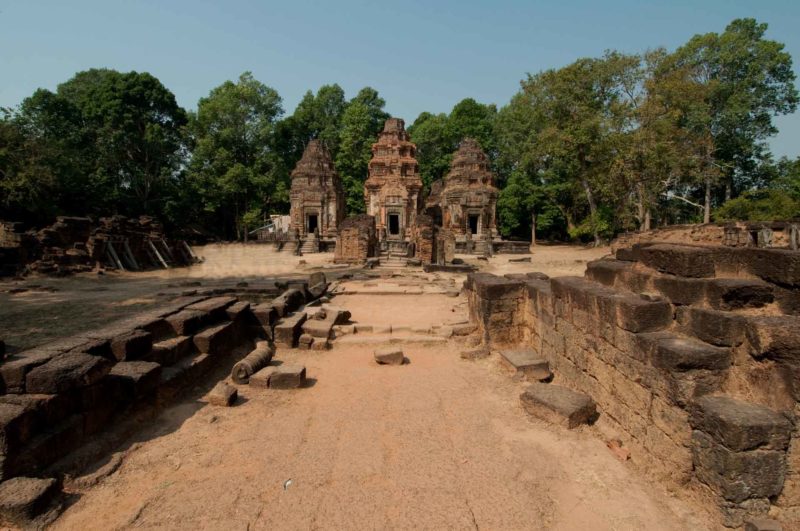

364,118,423,243
440,138,499,246
289,140,345,242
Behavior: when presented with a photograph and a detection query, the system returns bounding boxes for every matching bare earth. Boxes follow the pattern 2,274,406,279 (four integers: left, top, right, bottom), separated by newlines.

3,245,712,529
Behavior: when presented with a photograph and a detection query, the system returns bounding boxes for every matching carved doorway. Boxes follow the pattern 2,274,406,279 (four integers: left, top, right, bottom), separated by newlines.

307,213,319,235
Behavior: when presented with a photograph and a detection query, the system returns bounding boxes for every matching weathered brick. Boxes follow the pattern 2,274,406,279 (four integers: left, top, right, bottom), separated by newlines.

25,352,112,395
638,244,715,278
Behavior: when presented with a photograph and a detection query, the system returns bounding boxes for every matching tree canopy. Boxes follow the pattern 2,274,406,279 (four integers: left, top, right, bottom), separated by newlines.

1,18,797,242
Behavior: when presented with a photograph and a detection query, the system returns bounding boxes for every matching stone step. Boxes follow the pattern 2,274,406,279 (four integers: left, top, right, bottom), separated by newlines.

586,259,775,310
498,349,552,381
520,383,598,429
334,334,447,346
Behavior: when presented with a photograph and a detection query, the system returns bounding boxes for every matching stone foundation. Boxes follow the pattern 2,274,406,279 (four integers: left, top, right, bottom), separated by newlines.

466,243,800,527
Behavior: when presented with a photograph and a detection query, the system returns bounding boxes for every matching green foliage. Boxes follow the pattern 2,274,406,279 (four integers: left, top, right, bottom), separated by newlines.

335,88,389,214
187,72,284,239
2,18,797,245
409,99,497,191
714,190,800,221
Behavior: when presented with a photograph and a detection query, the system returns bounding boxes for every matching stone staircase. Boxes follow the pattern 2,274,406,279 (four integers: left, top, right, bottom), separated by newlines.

299,236,318,254
376,252,408,270
464,242,800,527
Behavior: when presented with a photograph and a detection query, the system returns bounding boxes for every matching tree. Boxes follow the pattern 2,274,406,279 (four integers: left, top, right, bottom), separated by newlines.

4,69,188,224
54,69,188,215
187,72,284,240
335,87,389,214
673,18,798,202
409,98,497,190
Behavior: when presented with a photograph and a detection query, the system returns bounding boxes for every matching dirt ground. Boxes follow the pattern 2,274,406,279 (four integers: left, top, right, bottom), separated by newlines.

1,243,715,529
53,292,705,531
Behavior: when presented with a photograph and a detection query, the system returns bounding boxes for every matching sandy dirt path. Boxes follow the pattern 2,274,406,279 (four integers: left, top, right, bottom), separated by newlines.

54,298,704,531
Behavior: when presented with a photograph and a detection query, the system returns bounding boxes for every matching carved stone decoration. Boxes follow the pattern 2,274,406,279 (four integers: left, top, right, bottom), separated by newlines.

364,118,423,242
289,140,345,239
440,138,499,240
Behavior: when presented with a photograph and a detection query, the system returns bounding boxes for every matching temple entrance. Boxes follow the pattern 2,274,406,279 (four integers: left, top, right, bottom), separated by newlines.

388,214,400,236
307,213,318,235
468,214,480,235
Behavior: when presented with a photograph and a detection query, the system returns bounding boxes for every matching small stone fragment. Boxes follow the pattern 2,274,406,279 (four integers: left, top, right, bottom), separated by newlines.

374,347,404,365
208,382,237,406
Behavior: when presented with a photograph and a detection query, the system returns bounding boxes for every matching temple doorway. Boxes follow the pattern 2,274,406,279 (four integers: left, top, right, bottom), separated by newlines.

468,214,480,235
388,214,400,236
307,213,318,235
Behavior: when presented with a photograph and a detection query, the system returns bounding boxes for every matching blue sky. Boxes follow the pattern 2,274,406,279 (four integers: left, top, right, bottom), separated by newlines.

2,0,799,158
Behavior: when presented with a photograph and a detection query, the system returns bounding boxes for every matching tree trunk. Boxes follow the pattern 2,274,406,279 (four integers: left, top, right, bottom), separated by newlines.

530,211,537,250
636,182,646,232
581,179,600,247
644,208,651,231
704,176,712,224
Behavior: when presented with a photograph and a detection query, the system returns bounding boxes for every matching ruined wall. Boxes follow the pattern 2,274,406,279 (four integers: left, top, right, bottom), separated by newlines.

612,221,800,252
0,278,326,488
466,243,800,527
334,215,376,264
411,214,436,264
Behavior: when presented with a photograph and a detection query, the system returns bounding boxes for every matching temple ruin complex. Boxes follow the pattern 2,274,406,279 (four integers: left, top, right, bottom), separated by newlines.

364,118,423,251
438,138,499,254
289,139,345,253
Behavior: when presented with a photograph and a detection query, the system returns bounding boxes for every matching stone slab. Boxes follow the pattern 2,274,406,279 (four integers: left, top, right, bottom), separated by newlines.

520,383,597,429
374,347,404,365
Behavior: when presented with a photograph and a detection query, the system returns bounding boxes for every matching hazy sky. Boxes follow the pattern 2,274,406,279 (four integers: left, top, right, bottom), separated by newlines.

2,0,799,158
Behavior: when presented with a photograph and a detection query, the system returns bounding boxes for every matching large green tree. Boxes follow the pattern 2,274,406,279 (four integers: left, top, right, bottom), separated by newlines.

187,72,284,240
673,18,798,201
335,87,389,213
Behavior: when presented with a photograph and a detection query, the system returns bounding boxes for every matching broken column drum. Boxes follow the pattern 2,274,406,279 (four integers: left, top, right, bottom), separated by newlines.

289,139,345,239
364,118,423,243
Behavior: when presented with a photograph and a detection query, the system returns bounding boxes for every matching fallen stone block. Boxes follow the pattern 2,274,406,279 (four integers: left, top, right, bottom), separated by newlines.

0,476,60,526
109,329,153,361
310,339,330,351
519,383,597,429
231,342,274,384
274,312,308,348
705,278,774,310
108,361,162,402
299,334,315,350
193,321,235,356
166,309,208,336
499,349,552,381
25,352,112,395
273,289,305,314
638,243,715,278
320,305,352,324
374,347,404,365
249,366,277,388
146,336,193,366
251,302,277,327
302,319,334,340
208,382,237,406
269,365,306,389
608,292,672,333
690,395,792,452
